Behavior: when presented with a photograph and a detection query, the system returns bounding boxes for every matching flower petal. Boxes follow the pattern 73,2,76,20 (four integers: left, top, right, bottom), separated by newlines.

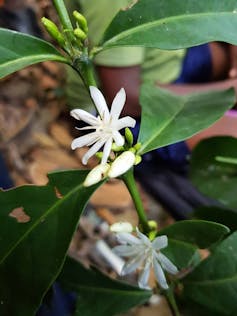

76,126,97,131
82,139,106,165
110,88,126,121
121,252,145,275
89,86,110,122
138,261,151,289
156,252,178,275
112,130,124,147
152,235,168,250
70,109,99,126
153,258,169,290
101,137,112,165
116,116,136,130
116,232,142,245
71,132,99,150
136,227,151,246
113,245,139,257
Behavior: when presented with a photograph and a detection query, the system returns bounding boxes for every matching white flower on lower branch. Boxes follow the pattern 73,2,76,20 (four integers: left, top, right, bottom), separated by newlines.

113,228,178,290
71,86,136,165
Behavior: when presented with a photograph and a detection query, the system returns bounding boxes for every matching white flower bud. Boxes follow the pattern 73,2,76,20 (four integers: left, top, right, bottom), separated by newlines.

110,222,133,233
108,151,136,178
83,164,110,187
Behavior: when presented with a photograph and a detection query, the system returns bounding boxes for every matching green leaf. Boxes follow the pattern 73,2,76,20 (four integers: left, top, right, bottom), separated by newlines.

157,220,230,249
193,206,237,232
0,169,101,316
59,257,151,316
190,136,237,209
137,84,234,154
101,0,237,49
162,239,200,270
182,231,237,315
180,300,224,316
0,28,68,78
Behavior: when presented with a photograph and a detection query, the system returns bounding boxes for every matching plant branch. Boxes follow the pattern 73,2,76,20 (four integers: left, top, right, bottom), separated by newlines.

166,285,181,316
53,0,74,40
122,168,150,233
72,51,97,89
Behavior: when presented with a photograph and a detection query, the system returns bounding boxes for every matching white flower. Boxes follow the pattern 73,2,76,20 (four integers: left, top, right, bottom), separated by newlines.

113,228,178,290
110,222,133,233
71,86,136,165
108,151,136,178
83,163,110,187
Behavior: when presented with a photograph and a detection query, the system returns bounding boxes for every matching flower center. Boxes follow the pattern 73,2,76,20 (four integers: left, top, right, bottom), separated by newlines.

97,122,113,136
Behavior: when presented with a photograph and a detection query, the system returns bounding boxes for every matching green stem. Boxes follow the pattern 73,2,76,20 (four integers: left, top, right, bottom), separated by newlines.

122,169,150,233
215,156,237,165
53,0,74,40
53,1,96,90
166,286,181,316
73,52,97,88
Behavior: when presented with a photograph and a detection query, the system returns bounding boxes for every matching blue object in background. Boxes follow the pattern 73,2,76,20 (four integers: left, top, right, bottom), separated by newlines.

132,121,190,171
0,152,13,189
37,283,76,316
175,43,212,83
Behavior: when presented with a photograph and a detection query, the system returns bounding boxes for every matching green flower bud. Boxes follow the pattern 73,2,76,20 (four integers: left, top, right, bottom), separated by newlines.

134,142,142,151
148,221,158,241
95,152,103,160
148,220,158,230
73,11,88,33
134,155,142,165
111,143,124,152
125,127,134,147
74,28,87,42
129,148,136,154
41,17,65,47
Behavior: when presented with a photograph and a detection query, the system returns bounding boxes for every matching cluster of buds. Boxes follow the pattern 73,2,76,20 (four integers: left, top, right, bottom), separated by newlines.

41,10,88,51
112,127,142,166
72,11,88,46
84,128,142,187
84,149,138,187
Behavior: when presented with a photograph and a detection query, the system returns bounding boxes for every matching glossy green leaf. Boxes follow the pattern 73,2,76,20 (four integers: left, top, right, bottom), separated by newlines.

190,136,237,209
193,206,237,232
59,257,151,316
137,84,234,155
180,300,224,316
158,220,230,249
0,28,68,78
182,231,237,315
102,0,237,49
162,239,200,270
0,169,101,316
